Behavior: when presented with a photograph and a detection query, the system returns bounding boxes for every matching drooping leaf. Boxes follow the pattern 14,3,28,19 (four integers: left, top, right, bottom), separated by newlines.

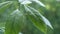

27,6,53,29
24,5,47,34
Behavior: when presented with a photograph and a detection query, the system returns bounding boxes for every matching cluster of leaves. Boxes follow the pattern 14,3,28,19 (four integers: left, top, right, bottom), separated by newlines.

0,0,53,34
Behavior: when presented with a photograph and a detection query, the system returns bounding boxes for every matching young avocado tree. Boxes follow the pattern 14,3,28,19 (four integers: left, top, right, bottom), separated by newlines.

0,0,53,34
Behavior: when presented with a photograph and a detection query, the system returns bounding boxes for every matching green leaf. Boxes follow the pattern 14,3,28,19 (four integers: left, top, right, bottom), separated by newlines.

27,6,53,29
5,9,23,34
32,0,45,7
24,5,47,34
0,1,13,14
